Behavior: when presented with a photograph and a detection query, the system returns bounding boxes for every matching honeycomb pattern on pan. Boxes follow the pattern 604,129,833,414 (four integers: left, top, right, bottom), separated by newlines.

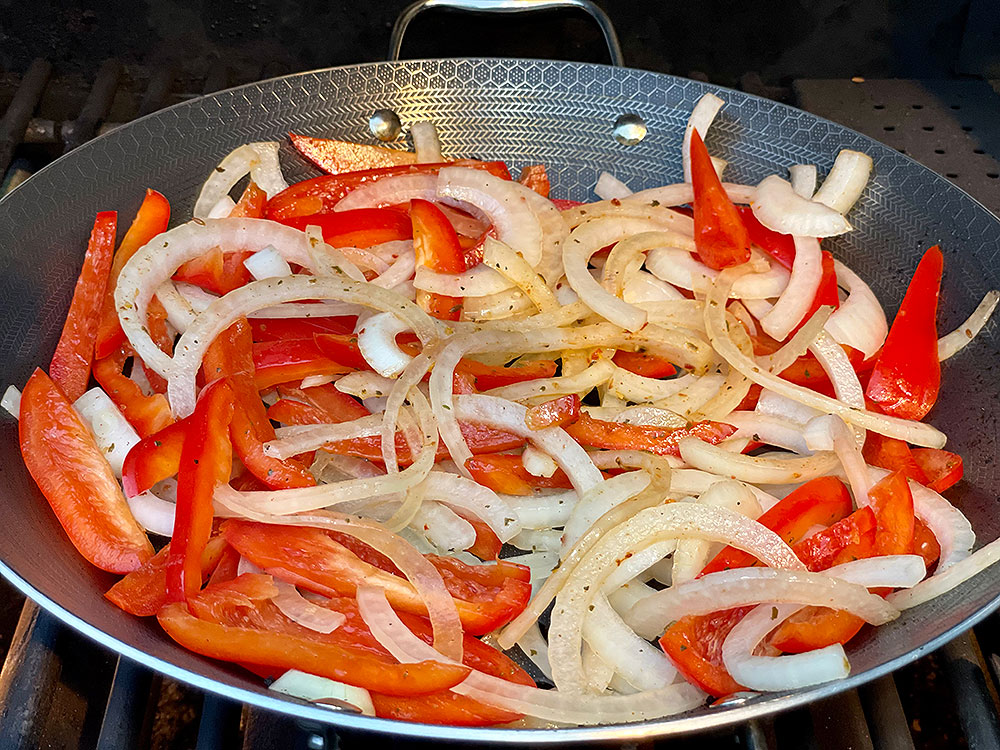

0,59,998,739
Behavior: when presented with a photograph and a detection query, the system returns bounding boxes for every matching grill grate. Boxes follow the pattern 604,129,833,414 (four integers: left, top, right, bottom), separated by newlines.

1,59,999,749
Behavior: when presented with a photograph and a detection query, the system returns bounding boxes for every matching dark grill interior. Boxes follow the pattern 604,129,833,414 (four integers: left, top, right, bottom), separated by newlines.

1,3,999,747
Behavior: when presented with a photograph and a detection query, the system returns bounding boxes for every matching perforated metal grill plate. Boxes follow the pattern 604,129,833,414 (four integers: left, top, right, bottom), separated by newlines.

0,60,998,744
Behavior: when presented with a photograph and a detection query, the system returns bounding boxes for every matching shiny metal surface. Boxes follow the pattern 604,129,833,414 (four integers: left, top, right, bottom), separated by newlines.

0,59,998,743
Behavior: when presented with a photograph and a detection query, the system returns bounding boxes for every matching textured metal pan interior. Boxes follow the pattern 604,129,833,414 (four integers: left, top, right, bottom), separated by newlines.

0,59,998,743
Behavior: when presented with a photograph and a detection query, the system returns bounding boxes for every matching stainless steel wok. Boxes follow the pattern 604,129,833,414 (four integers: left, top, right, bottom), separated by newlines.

0,54,999,743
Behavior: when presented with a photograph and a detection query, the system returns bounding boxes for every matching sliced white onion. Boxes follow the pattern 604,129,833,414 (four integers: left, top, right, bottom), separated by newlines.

939,290,999,361
335,172,438,212
248,141,288,197
751,175,852,237
682,93,725,184
269,670,375,716
126,489,176,537
812,150,873,214
74,388,140,477
503,490,577,530
562,471,652,553
244,246,293,280
804,415,870,504
888,535,1000,610
521,445,559,478
516,623,554,681
601,539,677,593
509,528,562,553
594,171,633,200
482,238,558,313
334,372,395,400
789,164,817,199
824,261,888,359
207,195,236,219
413,264,515,297
755,388,822,426
487,357,615,402
411,501,476,552
622,271,685,304
583,594,677,691
2,385,21,419
411,121,443,163
761,236,822,341
425,471,521,543
194,143,277,219
809,331,866,410
679,437,838,484
272,580,346,634
646,247,790,299
357,312,413,377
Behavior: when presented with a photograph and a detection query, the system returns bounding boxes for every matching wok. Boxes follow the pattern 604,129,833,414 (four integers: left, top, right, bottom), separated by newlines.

0,56,999,743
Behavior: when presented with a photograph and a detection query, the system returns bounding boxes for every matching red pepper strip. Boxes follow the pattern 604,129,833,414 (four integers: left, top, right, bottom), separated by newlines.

222,521,531,635
141,297,173,394
371,614,535,726
49,211,117,401
736,206,795,270
279,208,413,248
866,246,944,420
158,573,471,695
466,453,573,495
325,421,525,466
230,181,267,218
250,316,355,342
451,508,504,561
517,164,550,198
914,518,942,570
690,130,750,270
862,432,928,485
659,607,752,697
290,133,419,173
19,368,153,573
550,198,584,211
911,448,963,493
121,417,190,496
207,543,242,586
251,339,351,391
95,191,171,359
265,160,512,220
411,198,466,321
313,332,372,370
454,358,558,390
173,246,254,296
702,476,853,575
166,379,235,602
868,469,916,556
752,333,868,394
525,394,581,430
267,398,335,426
790,250,840,336
204,319,315,490
92,346,174,438
564,413,736,457
612,350,677,379
278,384,371,423
105,535,229,616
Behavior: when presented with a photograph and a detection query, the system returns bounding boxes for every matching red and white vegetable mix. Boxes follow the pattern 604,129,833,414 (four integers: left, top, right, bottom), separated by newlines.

9,95,1000,727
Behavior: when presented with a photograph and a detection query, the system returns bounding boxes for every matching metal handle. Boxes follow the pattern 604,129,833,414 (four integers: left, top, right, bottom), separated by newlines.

389,0,624,66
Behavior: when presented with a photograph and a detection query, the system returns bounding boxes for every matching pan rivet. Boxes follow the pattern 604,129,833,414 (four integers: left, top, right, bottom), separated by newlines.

613,113,647,145
369,109,402,141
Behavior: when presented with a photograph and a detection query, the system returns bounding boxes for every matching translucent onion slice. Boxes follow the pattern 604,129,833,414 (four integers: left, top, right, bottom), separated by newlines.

244,246,292,280
413,265,516,298
73,387,140,478
562,471,652,553
487,357,616,402
521,445,559,478
704,268,947,448
646,247,790,299
357,586,706,724
668,468,780,512
824,261,888,359
789,164,817,199
482,238,559,313
583,594,677,691
338,173,438,212
594,171,633,200
269,670,375,716
357,312,414,377
628,567,897,641
622,271,685,304
1,385,20,419
679,437,839,484
804,415,870,503
193,143,283,219
682,93,725,184
755,388,822,426
761,236,822,341
426,471,521,543
266,415,384,459
272,580,346,634
502,490,577,530
887,536,1000,610
126,490,176,537
725,411,813,455
812,150,873,214
561,184,755,229
809,331,866,410
334,372,394,400
411,501,476,552
548,503,805,693
938,290,1000,361
757,306,832,375
751,175,852,237
411,121,443,163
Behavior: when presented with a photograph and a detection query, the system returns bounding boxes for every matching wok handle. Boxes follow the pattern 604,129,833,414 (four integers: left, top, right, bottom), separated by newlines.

388,0,624,66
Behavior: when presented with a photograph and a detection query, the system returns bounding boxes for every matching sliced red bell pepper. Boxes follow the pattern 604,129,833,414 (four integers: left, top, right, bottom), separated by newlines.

524,394,581,430
230,181,267,218
121,417,190,497
370,614,534,725
752,334,868,395
611,350,677,379
279,208,413,248
466,453,573,495
221,521,531,635
92,346,174,438
702,476,853,574
277,383,371,423
411,198,467,321
312,332,372,370
158,573,471,695
451,508,504,561
50,211,117,401
564,413,736,457
251,339,351,390
249,316,356,342
690,130,750,270
207,543,242,585
517,164,550,198
736,206,795,270
865,246,944,420
793,506,877,573
455,358,559,390
862,432,928,485
290,133,418,174
326,420,525,466
204,319,315,490
913,518,942,570
95,191,171,360
551,198,584,211
265,160,511,221
771,607,866,654
868,469,915,556
166,379,234,602
659,607,752,697
911,448,963,493
19,368,153,573
173,246,254,296
105,535,229,616
142,297,174,394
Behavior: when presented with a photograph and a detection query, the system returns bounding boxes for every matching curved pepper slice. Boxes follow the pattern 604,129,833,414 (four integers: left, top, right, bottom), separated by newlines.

690,130,750,270
564,413,736,457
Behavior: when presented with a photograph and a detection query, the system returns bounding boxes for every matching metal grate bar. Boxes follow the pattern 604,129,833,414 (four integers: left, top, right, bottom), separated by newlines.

195,693,243,749
0,58,51,177
858,675,915,750
95,658,156,750
62,58,122,153
940,632,1000,749
808,689,874,750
